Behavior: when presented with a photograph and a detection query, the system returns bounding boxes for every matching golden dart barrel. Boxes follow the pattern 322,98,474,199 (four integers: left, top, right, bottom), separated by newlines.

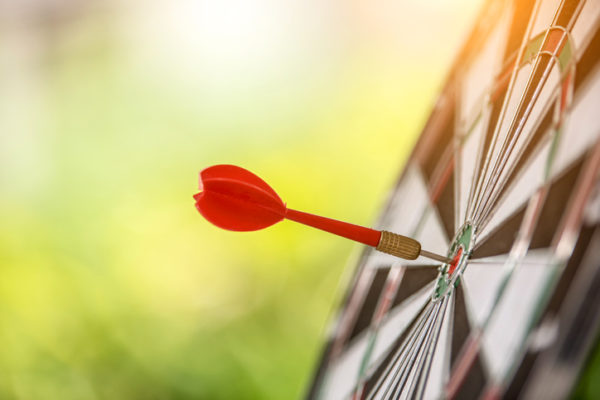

376,231,421,260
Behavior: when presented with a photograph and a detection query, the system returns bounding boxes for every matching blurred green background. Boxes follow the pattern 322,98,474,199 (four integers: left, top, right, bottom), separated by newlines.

0,0,493,398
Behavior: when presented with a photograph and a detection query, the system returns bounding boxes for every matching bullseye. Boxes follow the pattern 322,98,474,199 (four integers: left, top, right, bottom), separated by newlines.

432,223,474,301
448,247,464,276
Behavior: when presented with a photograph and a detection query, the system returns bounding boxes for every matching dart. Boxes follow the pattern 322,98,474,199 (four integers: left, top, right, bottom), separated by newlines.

193,164,451,264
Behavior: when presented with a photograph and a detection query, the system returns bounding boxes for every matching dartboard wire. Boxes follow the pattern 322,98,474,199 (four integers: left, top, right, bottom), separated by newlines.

470,0,583,229
446,329,483,400
470,40,553,226
328,145,453,364
468,0,567,223
452,110,582,395
472,0,586,226
399,299,447,400
465,0,545,225
476,39,580,236
402,299,448,399
458,50,516,142
476,186,548,336
450,3,585,396
349,266,407,399
366,302,435,400
475,69,574,237
382,303,438,399
467,259,554,266
454,126,463,236
360,280,439,387
330,267,378,360
463,54,518,225
365,301,435,399
459,52,521,227
472,56,557,226
483,138,600,396
376,303,436,398
412,295,452,400
387,301,443,400
446,182,550,398
428,135,456,206
459,41,522,140
474,89,560,238
472,56,556,226
462,51,529,226
553,138,600,258
472,28,576,228
353,199,442,393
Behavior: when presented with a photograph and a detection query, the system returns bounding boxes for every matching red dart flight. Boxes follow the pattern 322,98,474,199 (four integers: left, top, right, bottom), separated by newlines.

193,164,450,263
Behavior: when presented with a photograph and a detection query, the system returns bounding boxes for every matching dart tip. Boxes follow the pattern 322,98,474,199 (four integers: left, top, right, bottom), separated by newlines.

420,249,452,264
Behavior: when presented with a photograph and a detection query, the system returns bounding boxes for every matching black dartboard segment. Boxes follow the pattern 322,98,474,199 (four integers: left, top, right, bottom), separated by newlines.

307,1,600,399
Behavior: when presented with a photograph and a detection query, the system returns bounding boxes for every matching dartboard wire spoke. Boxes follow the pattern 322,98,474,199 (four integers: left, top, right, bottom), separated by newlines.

462,91,494,224
446,188,551,396
474,93,560,237
429,138,455,203
466,258,552,266
472,0,588,226
330,267,378,360
350,266,406,397
380,303,438,399
475,87,565,237
553,138,600,258
458,42,521,150
387,302,443,400
479,186,548,332
355,266,441,395
366,302,435,400
476,29,583,236
472,32,572,227
466,0,544,225
366,304,431,400
457,64,510,226
467,0,555,223
458,47,518,146
427,138,457,243
485,139,600,394
412,295,451,400
354,234,445,391
402,298,448,400
470,48,552,226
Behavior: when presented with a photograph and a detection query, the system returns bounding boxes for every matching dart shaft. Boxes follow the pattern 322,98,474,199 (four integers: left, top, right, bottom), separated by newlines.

285,210,451,263
420,249,452,264
285,208,381,246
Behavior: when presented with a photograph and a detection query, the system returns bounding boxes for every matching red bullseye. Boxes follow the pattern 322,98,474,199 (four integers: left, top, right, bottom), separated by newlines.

448,247,463,275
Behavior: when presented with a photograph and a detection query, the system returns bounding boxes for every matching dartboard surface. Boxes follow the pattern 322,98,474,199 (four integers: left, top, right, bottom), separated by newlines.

307,0,600,399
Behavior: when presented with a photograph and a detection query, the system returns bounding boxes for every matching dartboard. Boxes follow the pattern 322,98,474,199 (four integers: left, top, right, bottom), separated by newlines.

307,0,600,399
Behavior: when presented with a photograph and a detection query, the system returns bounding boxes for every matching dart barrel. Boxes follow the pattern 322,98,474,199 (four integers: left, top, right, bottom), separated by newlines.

376,231,421,260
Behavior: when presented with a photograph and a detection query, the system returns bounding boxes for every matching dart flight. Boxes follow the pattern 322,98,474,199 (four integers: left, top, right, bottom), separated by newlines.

194,164,451,263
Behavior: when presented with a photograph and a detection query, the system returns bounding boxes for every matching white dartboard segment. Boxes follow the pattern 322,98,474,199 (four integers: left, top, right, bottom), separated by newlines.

480,249,555,380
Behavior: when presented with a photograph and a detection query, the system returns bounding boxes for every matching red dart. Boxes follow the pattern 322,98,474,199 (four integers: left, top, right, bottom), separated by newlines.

193,164,450,263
